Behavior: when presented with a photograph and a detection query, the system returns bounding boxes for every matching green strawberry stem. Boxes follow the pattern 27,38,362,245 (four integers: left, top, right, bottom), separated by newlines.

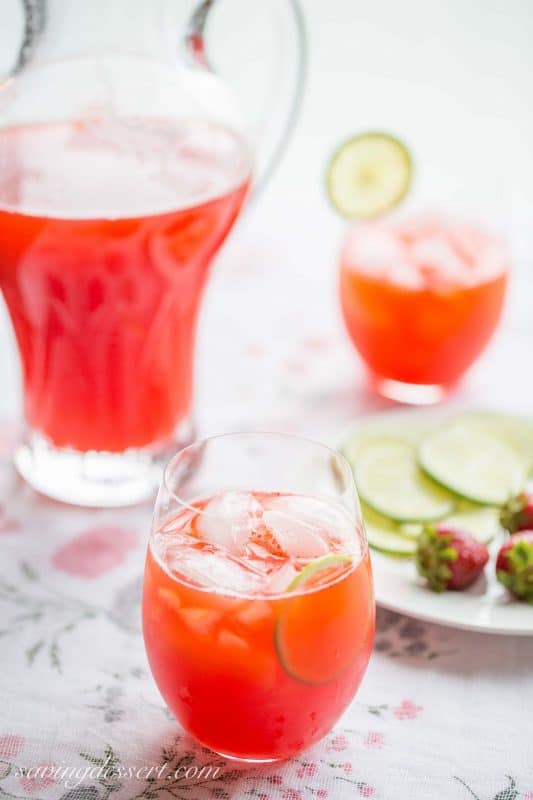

500,493,533,535
416,526,457,593
497,540,533,604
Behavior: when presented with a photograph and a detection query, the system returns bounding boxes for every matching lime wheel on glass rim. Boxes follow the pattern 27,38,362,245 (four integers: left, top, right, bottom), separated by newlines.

327,131,412,219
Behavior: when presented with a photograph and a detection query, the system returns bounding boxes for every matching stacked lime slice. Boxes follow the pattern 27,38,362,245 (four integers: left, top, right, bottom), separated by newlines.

342,411,532,557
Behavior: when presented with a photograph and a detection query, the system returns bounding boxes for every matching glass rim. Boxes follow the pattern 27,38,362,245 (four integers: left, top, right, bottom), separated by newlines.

153,430,367,601
161,429,357,519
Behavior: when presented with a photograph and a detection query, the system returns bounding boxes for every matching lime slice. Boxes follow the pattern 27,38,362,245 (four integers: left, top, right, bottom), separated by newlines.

419,422,527,506
454,411,533,475
275,554,364,685
178,607,222,636
442,505,502,544
327,132,412,219
401,505,502,545
353,438,455,523
342,421,430,465
285,554,353,591
363,505,416,558
366,528,417,557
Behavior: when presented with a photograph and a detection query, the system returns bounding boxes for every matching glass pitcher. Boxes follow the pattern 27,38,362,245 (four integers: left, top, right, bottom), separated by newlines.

0,0,305,506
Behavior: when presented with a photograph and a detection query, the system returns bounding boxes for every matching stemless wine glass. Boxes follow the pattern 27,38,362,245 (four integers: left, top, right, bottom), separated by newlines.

142,432,375,762
339,212,509,404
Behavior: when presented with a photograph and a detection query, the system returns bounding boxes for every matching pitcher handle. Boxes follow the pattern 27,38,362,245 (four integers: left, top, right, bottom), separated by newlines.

185,0,307,195
2,0,45,81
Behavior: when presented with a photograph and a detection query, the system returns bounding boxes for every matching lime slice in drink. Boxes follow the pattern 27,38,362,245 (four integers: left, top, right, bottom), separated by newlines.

327,132,412,219
285,553,353,591
275,554,363,685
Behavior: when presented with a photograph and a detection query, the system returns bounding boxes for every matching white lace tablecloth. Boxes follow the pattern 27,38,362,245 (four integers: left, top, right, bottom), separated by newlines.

1,193,533,800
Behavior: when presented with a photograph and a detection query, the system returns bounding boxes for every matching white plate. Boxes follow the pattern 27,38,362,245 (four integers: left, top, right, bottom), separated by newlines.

339,406,533,636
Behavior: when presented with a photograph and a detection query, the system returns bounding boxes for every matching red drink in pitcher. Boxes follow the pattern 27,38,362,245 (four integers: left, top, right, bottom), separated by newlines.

0,118,251,502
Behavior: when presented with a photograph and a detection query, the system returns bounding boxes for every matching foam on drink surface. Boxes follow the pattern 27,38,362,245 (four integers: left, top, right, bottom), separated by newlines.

0,116,252,219
151,491,362,596
343,213,508,290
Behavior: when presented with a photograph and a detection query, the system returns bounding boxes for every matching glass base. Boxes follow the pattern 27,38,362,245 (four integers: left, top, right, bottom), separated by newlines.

14,420,195,507
373,376,450,405
210,750,282,764
193,733,284,764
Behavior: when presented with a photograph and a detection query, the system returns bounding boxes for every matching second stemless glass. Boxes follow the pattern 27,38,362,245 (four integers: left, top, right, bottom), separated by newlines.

339,214,509,404
142,432,375,762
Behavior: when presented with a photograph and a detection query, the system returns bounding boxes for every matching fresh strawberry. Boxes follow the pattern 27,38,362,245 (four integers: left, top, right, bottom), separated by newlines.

416,525,489,592
500,492,533,534
495,530,533,603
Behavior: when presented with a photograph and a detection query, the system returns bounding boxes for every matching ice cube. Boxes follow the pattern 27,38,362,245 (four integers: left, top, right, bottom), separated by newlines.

157,538,263,595
262,495,357,558
345,225,406,277
396,214,444,244
159,507,196,536
260,496,335,560
234,600,273,629
386,259,425,290
447,222,493,268
196,491,263,555
477,243,507,283
179,607,222,635
261,509,330,559
264,560,300,594
410,235,466,283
